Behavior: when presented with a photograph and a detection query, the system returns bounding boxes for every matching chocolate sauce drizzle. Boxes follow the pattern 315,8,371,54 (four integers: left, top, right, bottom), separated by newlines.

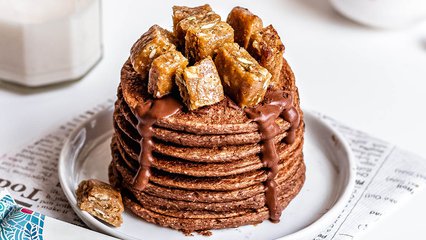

245,90,300,222
132,96,182,191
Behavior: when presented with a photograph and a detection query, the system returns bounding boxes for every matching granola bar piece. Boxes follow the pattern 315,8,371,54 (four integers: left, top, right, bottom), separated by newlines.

248,25,285,89
172,4,213,31
76,179,124,227
215,43,271,108
185,21,234,63
172,5,221,47
226,6,263,49
130,25,177,79
175,12,221,48
148,50,188,98
175,57,224,110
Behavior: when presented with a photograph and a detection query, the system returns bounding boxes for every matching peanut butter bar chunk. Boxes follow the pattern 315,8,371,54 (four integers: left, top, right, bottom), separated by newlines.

215,43,271,108
76,179,124,227
226,7,263,49
175,57,224,110
248,25,285,89
172,4,213,31
175,12,221,48
185,21,234,63
148,50,188,98
172,5,220,48
130,25,177,79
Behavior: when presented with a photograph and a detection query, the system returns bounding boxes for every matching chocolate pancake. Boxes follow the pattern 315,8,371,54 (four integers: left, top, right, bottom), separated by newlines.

109,156,305,209
112,139,301,188
117,88,291,136
111,128,304,177
120,59,294,135
112,152,303,191
109,161,305,232
124,166,304,219
121,174,304,233
110,144,304,200
114,118,289,163
109,156,304,205
113,102,290,148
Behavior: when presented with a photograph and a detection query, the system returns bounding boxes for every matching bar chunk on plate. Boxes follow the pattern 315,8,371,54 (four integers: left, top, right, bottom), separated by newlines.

175,57,224,110
185,21,234,63
248,25,285,89
215,42,271,108
76,179,124,227
226,6,263,49
130,25,177,79
148,50,188,98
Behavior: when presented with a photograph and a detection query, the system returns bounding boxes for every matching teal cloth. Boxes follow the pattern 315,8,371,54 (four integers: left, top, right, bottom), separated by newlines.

0,189,45,240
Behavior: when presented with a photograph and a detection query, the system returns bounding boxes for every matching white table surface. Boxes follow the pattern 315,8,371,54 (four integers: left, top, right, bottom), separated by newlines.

1,0,425,239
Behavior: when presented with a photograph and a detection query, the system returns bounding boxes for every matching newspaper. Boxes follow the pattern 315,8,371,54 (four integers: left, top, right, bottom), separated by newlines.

0,100,114,226
0,102,425,239
315,114,426,240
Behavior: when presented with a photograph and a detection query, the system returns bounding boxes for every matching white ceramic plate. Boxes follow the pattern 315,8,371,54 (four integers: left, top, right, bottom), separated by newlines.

59,107,355,240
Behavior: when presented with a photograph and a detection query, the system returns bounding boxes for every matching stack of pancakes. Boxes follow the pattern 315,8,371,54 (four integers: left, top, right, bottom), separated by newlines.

109,57,305,233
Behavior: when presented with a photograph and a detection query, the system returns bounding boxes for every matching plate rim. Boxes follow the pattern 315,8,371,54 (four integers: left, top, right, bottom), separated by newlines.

276,111,356,240
58,109,356,240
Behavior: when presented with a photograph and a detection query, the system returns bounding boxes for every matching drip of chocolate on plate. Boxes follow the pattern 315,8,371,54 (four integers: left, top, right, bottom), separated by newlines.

244,90,300,222
132,96,182,190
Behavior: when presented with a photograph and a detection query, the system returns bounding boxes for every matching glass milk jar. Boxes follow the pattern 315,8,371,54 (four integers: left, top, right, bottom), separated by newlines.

0,0,102,86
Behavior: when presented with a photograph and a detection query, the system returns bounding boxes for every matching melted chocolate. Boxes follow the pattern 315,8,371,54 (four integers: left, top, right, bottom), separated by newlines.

226,98,241,110
245,90,300,222
132,96,182,190
282,106,300,144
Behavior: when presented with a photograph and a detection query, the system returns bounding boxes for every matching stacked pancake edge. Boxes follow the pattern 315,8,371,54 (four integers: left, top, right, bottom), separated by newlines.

109,59,305,233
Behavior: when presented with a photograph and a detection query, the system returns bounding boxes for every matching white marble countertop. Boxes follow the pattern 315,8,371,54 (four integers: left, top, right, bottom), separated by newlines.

1,0,425,239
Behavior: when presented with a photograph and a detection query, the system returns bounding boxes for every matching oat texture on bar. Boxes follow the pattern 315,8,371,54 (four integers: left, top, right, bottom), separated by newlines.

130,25,177,79
148,49,188,98
226,6,263,49
248,25,285,89
215,42,271,108
76,179,124,227
175,57,225,110
185,21,234,63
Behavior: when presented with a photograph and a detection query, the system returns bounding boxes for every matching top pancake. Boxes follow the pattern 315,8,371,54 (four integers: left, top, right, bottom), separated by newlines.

120,58,297,135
